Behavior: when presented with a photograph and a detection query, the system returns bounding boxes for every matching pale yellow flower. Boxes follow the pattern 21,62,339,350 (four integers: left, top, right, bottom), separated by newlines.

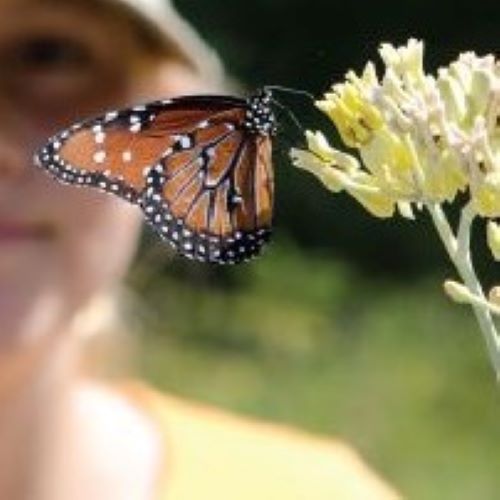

291,39,499,222
316,71,384,148
292,131,359,192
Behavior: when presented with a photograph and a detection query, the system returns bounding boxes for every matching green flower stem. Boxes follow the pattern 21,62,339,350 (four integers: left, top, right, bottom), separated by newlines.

427,202,500,379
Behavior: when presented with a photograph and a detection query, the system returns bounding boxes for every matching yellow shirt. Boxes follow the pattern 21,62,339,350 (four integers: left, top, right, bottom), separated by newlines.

123,383,400,500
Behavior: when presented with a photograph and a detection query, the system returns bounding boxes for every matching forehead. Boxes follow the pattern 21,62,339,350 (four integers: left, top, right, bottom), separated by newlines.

0,0,131,36
0,0,111,13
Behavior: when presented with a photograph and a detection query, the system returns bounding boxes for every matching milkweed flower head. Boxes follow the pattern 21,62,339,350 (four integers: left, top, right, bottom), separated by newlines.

291,39,499,220
291,40,500,379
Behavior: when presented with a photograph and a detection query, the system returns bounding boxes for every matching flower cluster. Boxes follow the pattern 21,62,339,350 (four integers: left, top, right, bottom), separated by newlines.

291,39,499,223
291,40,500,378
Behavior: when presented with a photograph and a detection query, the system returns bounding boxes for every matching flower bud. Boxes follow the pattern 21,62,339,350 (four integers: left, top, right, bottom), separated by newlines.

488,286,500,307
487,221,500,261
443,280,475,305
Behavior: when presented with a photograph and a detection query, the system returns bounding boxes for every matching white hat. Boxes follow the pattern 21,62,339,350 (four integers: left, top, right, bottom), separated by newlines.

106,0,225,88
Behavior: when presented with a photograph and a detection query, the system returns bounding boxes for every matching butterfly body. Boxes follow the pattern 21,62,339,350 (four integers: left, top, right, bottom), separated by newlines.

35,90,276,264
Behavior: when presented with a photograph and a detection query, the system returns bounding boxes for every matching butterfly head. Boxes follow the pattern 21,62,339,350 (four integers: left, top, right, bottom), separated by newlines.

244,89,277,137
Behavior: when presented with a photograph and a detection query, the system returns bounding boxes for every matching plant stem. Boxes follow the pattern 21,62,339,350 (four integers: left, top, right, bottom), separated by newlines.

427,202,500,379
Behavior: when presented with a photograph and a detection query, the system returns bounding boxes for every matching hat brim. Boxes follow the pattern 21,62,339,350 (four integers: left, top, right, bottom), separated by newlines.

105,0,225,87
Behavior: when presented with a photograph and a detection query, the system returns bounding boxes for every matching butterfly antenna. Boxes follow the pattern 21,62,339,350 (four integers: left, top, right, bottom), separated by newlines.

264,85,315,101
261,84,316,147
267,98,312,153
272,99,307,134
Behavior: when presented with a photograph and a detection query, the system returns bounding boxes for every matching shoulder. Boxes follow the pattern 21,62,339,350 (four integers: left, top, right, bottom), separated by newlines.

121,381,401,500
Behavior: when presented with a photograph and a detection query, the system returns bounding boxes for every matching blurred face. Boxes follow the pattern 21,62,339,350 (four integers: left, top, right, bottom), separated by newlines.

0,0,202,351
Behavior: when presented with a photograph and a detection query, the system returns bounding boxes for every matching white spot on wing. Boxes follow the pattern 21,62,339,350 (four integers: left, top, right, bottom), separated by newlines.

95,132,106,144
93,151,106,164
105,111,118,121
180,135,192,149
130,123,141,133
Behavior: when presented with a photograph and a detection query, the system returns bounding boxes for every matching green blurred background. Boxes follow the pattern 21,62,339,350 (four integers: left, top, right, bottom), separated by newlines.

131,1,500,498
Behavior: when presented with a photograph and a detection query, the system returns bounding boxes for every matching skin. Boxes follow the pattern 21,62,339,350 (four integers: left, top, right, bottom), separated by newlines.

0,1,211,498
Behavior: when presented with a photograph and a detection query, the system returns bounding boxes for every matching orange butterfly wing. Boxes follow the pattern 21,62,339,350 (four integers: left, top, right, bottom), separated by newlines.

34,92,275,264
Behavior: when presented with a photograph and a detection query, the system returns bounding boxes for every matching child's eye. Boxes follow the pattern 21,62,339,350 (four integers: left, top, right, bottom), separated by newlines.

9,35,91,71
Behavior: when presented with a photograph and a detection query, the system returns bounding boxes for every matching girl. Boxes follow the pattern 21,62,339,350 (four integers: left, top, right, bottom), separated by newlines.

0,0,399,498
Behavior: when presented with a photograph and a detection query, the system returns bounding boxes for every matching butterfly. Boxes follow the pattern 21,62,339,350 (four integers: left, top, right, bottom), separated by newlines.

34,89,277,265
